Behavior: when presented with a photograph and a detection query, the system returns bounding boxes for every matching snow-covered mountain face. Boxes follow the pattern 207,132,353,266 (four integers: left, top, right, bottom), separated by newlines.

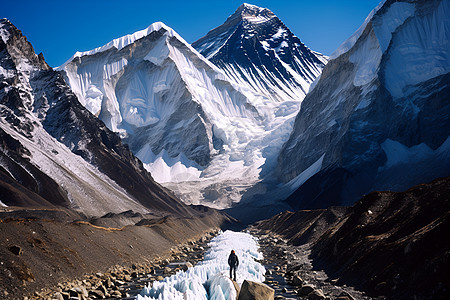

58,15,323,209
277,0,450,209
0,19,188,216
193,3,327,103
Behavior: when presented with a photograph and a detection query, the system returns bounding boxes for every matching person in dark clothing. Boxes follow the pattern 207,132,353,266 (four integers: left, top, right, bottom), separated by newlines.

228,250,239,281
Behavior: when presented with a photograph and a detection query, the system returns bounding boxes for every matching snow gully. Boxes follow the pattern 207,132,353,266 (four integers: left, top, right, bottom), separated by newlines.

137,230,265,300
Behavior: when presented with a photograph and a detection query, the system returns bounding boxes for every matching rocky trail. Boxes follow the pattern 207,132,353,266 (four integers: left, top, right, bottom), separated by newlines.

248,228,378,300
29,233,215,299
33,228,380,300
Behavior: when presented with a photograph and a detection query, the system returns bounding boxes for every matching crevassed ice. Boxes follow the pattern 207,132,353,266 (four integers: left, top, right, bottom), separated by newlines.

138,230,265,300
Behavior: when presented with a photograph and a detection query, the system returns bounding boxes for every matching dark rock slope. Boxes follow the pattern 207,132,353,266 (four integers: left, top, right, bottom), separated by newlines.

256,176,450,299
0,206,234,299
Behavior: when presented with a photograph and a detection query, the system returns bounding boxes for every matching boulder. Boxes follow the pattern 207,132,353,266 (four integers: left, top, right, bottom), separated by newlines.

232,280,241,299
238,280,274,300
307,289,326,300
8,245,23,256
110,290,122,298
88,290,105,299
291,275,304,286
53,292,64,300
298,284,315,296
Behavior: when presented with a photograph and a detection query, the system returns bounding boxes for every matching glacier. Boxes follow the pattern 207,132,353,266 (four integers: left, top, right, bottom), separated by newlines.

137,230,265,300
57,10,324,209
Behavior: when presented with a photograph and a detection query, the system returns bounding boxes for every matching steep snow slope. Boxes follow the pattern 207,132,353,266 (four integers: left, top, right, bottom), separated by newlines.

193,3,327,103
58,20,310,208
0,19,188,216
277,0,450,209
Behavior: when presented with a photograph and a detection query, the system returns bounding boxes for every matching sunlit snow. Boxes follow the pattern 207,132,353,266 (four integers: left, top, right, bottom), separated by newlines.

58,20,322,208
138,230,265,300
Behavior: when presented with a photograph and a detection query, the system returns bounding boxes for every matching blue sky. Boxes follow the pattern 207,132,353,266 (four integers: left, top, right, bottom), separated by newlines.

2,0,381,67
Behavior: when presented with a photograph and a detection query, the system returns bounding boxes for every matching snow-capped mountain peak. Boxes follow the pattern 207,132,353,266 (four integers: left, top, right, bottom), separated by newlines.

193,4,327,103
57,21,213,71
234,3,275,23
56,5,328,209
58,20,279,208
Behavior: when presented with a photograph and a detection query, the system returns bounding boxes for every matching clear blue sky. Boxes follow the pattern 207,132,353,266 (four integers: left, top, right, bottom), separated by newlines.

2,0,381,67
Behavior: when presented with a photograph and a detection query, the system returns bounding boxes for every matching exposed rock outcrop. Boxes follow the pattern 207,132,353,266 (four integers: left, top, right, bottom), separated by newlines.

238,280,274,300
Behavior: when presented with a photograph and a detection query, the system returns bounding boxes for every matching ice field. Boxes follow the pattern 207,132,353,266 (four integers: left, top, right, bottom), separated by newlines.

137,230,265,300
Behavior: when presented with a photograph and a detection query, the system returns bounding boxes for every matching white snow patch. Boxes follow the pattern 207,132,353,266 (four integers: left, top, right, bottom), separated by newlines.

349,30,382,87
271,27,286,39
260,40,270,51
380,137,450,169
331,0,387,59
275,41,289,53
137,146,203,183
138,230,265,300
0,21,11,44
285,153,325,191
372,2,415,52
349,2,416,87
144,36,170,66
84,85,103,115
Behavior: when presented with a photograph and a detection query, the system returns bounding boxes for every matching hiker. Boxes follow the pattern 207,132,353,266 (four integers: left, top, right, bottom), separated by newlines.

228,249,239,281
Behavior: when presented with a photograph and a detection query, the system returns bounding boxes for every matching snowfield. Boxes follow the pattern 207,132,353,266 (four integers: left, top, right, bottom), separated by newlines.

138,230,265,300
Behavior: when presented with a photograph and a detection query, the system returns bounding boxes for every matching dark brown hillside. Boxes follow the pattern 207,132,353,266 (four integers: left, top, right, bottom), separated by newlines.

256,177,450,299
311,177,450,299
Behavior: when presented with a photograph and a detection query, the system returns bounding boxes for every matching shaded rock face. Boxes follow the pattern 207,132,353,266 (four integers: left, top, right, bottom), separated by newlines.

0,19,189,216
256,206,349,246
0,128,69,207
277,0,450,209
237,280,274,300
257,176,450,299
193,3,327,103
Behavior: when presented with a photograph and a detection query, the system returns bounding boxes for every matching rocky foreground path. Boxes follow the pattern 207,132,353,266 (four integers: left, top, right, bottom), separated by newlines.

30,231,217,300
248,228,379,300
31,228,380,300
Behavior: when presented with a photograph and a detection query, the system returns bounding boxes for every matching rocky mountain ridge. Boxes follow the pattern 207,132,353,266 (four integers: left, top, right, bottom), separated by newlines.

0,18,189,217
